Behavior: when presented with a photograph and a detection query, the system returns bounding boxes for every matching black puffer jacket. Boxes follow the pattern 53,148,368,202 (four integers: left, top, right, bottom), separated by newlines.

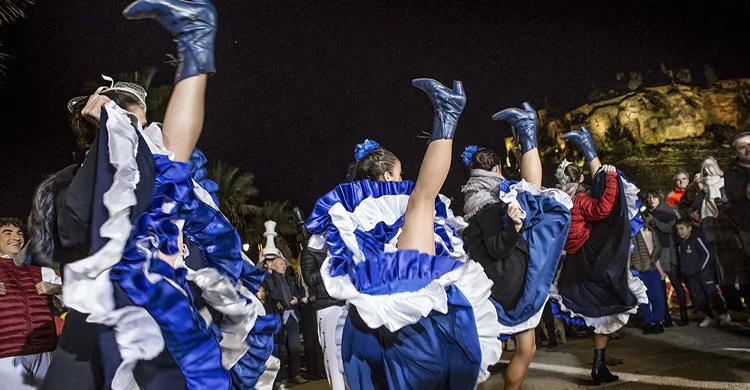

463,202,529,309
301,236,344,311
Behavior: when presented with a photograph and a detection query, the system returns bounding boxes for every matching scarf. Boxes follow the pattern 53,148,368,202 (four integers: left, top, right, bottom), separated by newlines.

461,169,504,220
666,187,685,208
701,175,724,218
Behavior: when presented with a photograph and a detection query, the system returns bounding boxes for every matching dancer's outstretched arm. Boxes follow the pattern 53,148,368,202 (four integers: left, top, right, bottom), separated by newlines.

123,0,217,163
493,102,542,188
562,127,602,174
398,79,466,255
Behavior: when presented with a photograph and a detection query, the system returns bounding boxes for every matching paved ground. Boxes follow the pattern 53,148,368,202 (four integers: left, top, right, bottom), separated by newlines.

291,312,750,389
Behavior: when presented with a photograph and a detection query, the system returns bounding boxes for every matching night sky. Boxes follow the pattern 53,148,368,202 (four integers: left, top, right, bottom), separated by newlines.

2,1,750,219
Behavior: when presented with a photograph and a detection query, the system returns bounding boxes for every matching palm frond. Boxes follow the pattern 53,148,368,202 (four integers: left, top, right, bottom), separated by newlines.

207,161,261,231
0,0,33,25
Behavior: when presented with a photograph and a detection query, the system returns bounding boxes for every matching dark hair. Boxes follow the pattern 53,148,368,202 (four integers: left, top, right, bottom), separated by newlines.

355,147,399,181
344,161,357,182
675,218,694,228
644,189,665,203
563,164,583,184
70,90,143,153
470,148,502,171
0,217,24,232
672,168,689,180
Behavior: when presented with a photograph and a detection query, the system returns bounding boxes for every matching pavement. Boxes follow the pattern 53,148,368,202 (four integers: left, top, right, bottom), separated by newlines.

288,311,750,390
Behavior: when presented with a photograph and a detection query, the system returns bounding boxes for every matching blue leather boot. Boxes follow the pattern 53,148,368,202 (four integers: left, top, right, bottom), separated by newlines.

492,102,538,154
123,0,217,83
412,78,466,142
562,127,598,163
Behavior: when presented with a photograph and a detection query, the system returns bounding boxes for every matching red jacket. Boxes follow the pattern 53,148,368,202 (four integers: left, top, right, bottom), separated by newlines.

565,172,619,254
0,260,58,358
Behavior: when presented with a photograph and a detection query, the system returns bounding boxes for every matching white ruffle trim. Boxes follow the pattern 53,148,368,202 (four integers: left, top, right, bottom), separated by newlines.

322,257,502,383
497,297,548,335
550,272,649,335
62,103,274,389
497,180,573,219
621,176,641,220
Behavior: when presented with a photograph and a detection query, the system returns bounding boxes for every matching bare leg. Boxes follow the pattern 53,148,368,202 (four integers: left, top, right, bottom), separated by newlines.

588,156,603,176
594,333,608,349
520,148,542,188
397,140,452,255
504,329,536,390
160,75,208,163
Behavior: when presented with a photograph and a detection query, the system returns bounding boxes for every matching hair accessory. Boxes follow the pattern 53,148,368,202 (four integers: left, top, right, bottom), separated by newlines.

555,159,575,185
66,74,148,114
461,145,484,167
354,139,380,162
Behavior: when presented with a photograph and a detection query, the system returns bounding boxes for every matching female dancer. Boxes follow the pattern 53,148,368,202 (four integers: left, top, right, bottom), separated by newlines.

305,79,503,389
461,103,571,390
34,1,279,389
551,127,647,385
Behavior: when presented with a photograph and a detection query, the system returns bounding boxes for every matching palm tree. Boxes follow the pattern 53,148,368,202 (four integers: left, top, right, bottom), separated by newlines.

0,0,34,82
207,161,262,232
244,201,299,261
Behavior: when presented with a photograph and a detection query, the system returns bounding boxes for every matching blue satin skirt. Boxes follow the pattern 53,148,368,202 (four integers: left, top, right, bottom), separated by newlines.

341,286,481,390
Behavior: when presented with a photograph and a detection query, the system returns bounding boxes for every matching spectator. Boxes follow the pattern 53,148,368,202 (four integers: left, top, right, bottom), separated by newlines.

265,255,306,385
301,236,347,390
721,132,750,319
0,217,62,389
644,189,684,326
667,168,690,209
675,219,730,327
295,264,325,381
629,219,664,334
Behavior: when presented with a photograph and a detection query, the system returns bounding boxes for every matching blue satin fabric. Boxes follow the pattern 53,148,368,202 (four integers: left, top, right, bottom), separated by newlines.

108,153,278,390
342,286,481,390
494,181,571,328
305,179,464,295
189,147,220,205
549,299,586,326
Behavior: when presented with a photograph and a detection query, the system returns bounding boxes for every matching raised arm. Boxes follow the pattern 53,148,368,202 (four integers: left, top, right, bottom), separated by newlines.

577,167,619,221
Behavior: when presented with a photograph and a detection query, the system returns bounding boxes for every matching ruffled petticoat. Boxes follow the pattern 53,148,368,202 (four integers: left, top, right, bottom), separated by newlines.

550,171,649,335
491,180,572,336
306,180,502,389
62,102,279,390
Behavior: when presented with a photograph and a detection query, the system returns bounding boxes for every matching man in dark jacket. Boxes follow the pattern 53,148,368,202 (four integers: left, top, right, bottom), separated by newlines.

265,255,306,385
722,131,750,317
300,235,346,390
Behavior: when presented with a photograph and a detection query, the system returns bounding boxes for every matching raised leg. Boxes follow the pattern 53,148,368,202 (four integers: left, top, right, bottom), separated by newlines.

398,78,465,254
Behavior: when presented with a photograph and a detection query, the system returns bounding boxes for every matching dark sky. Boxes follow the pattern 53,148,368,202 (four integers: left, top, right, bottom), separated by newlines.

2,0,750,219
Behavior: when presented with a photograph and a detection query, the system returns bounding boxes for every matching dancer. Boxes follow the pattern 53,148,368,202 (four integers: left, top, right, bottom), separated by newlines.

551,127,647,385
33,2,279,389
305,79,502,389
461,103,571,390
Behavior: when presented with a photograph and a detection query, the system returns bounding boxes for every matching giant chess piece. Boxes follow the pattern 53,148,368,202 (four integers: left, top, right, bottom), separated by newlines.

261,220,281,260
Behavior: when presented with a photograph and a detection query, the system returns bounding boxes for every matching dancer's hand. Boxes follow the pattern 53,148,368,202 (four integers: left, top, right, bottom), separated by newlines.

507,204,524,232
0,282,5,295
301,296,308,304
81,93,112,125
290,297,298,305
602,164,617,173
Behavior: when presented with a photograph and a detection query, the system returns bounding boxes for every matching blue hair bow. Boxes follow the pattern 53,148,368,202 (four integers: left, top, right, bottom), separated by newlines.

461,145,483,167
354,139,380,162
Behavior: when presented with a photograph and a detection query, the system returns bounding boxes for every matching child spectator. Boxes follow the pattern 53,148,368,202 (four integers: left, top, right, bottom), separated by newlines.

675,218,731,327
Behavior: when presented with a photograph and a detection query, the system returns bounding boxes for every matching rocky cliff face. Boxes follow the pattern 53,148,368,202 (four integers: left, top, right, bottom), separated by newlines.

534,78,750,192
540,78,750,145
